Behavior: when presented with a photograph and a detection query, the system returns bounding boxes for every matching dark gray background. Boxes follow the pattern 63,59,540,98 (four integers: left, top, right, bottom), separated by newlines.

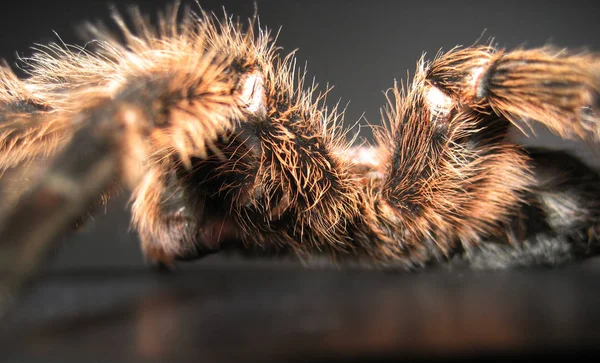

0,0,599,269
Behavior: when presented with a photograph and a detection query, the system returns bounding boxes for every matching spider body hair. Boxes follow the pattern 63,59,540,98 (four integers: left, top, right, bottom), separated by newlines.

0,3,599,311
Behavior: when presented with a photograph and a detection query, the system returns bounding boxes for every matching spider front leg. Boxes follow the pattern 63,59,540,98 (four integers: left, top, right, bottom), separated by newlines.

0,72,247,314
0,32,252,315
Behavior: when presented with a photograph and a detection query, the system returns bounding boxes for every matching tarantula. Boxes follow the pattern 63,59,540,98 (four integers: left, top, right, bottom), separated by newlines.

0,3,599,312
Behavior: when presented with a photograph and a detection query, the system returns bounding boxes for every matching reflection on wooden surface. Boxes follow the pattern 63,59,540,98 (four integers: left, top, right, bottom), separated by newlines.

2,259,600,362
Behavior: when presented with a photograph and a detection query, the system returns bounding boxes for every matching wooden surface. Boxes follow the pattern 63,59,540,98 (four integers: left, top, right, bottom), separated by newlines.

2,256,600,362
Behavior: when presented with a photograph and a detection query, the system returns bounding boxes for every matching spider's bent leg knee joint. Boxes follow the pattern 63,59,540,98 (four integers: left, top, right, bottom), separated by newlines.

361,63,534,266
426,46,600,140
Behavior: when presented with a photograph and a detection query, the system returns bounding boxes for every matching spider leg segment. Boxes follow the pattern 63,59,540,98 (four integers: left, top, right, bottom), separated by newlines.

0,100,136,316
425,46,600,140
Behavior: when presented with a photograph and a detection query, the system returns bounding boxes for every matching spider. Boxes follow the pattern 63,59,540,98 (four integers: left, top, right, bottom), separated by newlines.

0,2,599,314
